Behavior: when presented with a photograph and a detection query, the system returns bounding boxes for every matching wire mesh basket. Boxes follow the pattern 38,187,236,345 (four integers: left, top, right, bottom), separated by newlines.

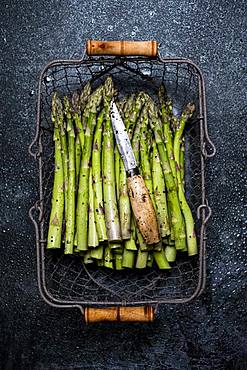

29,40,216,322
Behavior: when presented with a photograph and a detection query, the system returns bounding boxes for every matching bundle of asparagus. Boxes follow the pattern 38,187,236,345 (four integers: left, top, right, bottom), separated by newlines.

47,76,197,270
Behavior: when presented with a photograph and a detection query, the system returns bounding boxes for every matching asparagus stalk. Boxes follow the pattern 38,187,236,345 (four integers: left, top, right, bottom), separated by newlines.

174,103,197,256
139,107,155,205
127,92,144,137
72,91,85,151
147,253,154,267
47,93,64,249
115,254,124,270
80,82,92,109
152,141,170,238
153,249,171,269
158,85,177,187
60,98,69,221
91,244,104,260
122,248,135,268
132,118,141,166
180,138,185,186
148,99,186,250
125,219,138,251
122,94,135,135
119,160,131,240
102,77,122,242
97,259,104,267
167,200,175,241
74,231,77,247
136,249,148,269
76,85,103,251
114,244,124,270
88,168,99,247
75,135,81,187
83,250,94,264
115,145,120,200
92,109,107,241
104,244,114,268
64,97,76,254
165,245,177,262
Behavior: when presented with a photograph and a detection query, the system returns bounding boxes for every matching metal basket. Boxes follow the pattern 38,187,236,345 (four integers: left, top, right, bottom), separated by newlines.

29,41,216,322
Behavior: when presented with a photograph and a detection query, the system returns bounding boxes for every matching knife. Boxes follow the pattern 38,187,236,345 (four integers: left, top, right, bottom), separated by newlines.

110,100,160,245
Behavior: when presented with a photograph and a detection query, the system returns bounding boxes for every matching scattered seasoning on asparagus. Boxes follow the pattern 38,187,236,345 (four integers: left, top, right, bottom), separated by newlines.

47,93,65,249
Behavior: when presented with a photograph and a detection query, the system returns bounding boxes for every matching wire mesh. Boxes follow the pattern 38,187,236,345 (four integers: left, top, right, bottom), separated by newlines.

37,56,204,306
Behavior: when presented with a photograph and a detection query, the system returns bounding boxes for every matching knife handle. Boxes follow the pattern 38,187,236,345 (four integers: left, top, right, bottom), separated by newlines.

127,175,160,245
86,40,158,57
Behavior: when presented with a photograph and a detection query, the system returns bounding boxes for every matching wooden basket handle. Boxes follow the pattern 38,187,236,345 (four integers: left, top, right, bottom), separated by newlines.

85,306,154,323
86,40,158,57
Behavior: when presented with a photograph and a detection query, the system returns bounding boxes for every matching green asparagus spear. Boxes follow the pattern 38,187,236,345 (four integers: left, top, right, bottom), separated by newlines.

122,248,135,268
136,249,148,269
83,250,94,264
148,99,186,250
114,244,124,270
60,98,69,221
115,254,124,270
72,91,85,151
91,245,104,260
88,168,99,247
158,85,177,187
119,156,131,240
125,219,138,251
174,103,197,256
80,81,92,117
47,93,65,249
102,77,122,242
92,109,107,241
147,253,154,268
104,244,114,268
164,245,177,262
75,135,81,188
76,85,103,251
180,138,185,186
115,145,120,200
153,249,171,269
152,141,170,238
64,97,76,254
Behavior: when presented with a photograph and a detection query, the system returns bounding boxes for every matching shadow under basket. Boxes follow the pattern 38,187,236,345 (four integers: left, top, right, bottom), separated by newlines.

29,40,216,323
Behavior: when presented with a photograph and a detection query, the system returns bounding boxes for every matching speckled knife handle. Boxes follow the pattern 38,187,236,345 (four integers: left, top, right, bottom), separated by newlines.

86,40,158,57
85,306,154,323
127,175,160,245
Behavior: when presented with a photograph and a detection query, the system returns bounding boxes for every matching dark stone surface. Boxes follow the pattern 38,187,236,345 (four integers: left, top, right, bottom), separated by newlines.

1,0,246,369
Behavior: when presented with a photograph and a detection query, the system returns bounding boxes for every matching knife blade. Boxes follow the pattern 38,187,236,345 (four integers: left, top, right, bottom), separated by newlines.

110,101,137,174
109,100,160,245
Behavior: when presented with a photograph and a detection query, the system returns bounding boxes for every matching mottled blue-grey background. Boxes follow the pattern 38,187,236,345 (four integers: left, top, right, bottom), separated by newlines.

1,0,246,369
